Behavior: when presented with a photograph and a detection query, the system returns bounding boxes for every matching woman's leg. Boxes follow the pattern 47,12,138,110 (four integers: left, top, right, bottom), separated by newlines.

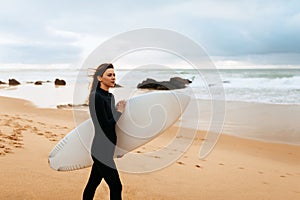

82,163,103,200
102,161,122,200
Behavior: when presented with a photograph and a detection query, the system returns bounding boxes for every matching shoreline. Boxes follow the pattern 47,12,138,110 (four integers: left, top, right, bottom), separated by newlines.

1,94,300,146
2,83,300,108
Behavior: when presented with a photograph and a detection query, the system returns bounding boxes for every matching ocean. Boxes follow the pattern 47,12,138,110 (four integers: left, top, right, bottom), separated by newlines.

0,67,299,108
1,67,300,145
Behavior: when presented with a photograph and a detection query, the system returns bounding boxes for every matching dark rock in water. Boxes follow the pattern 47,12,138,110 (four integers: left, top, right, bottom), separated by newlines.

9,79,20,86
54,79,66,86
27,80,51,85
0,80,6,84
34,81,43,85
137,77,192,90
57,103,88,109
137,78,168,90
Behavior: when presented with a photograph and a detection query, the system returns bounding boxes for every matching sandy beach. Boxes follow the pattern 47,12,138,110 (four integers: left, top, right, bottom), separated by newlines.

0,95,300,200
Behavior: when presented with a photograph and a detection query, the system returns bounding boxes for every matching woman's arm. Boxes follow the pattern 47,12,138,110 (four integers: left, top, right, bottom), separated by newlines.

94,94,123,128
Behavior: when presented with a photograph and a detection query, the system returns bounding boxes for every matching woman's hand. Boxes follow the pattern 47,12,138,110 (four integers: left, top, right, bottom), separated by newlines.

116,100,126,113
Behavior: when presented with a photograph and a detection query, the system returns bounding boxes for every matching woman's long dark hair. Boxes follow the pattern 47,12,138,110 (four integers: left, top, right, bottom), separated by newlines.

88,63,114,103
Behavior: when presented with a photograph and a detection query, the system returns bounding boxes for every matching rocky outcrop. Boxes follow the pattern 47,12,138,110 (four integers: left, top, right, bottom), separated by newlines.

8,79,20,86
137,77,192,90
57,103,88,109
34,81,43,85
54,79,66,86
26,80,51,85
0,80,6,84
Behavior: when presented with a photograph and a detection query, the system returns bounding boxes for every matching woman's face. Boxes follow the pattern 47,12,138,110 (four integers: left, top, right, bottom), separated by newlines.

97,68,116,90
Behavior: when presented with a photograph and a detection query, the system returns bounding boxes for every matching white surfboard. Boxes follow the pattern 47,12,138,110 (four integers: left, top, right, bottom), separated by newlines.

48,91,190,171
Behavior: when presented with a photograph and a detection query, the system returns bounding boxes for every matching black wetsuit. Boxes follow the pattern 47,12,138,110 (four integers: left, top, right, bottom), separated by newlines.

83,87,122,200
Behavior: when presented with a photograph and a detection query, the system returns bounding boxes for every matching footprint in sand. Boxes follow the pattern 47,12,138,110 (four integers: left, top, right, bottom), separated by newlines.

7,134,20,141
195,164,201,169
258,171,264,174
24,125,31,129
177,161,184,165
33,127,38,132
13,128,22,135
219,163,225,166
37,122,46,126
9,140,23,148
280,175,286,178
14,144,23,148
9,140,19,145
4,119,13,127
3,147,12,154
51,133,57,137
44,131,53,138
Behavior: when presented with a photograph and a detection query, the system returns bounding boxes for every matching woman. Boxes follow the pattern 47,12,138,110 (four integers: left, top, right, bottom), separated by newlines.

83,63,126,200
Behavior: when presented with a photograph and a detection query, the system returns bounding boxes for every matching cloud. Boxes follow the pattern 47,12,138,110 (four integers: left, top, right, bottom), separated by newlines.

0,42,81,64
0,0,299,68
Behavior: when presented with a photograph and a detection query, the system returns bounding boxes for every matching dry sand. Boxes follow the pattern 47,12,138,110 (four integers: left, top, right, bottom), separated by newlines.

0,96,300,200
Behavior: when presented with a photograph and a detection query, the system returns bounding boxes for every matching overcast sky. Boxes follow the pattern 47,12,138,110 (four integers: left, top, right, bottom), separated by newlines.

0,0,300,68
